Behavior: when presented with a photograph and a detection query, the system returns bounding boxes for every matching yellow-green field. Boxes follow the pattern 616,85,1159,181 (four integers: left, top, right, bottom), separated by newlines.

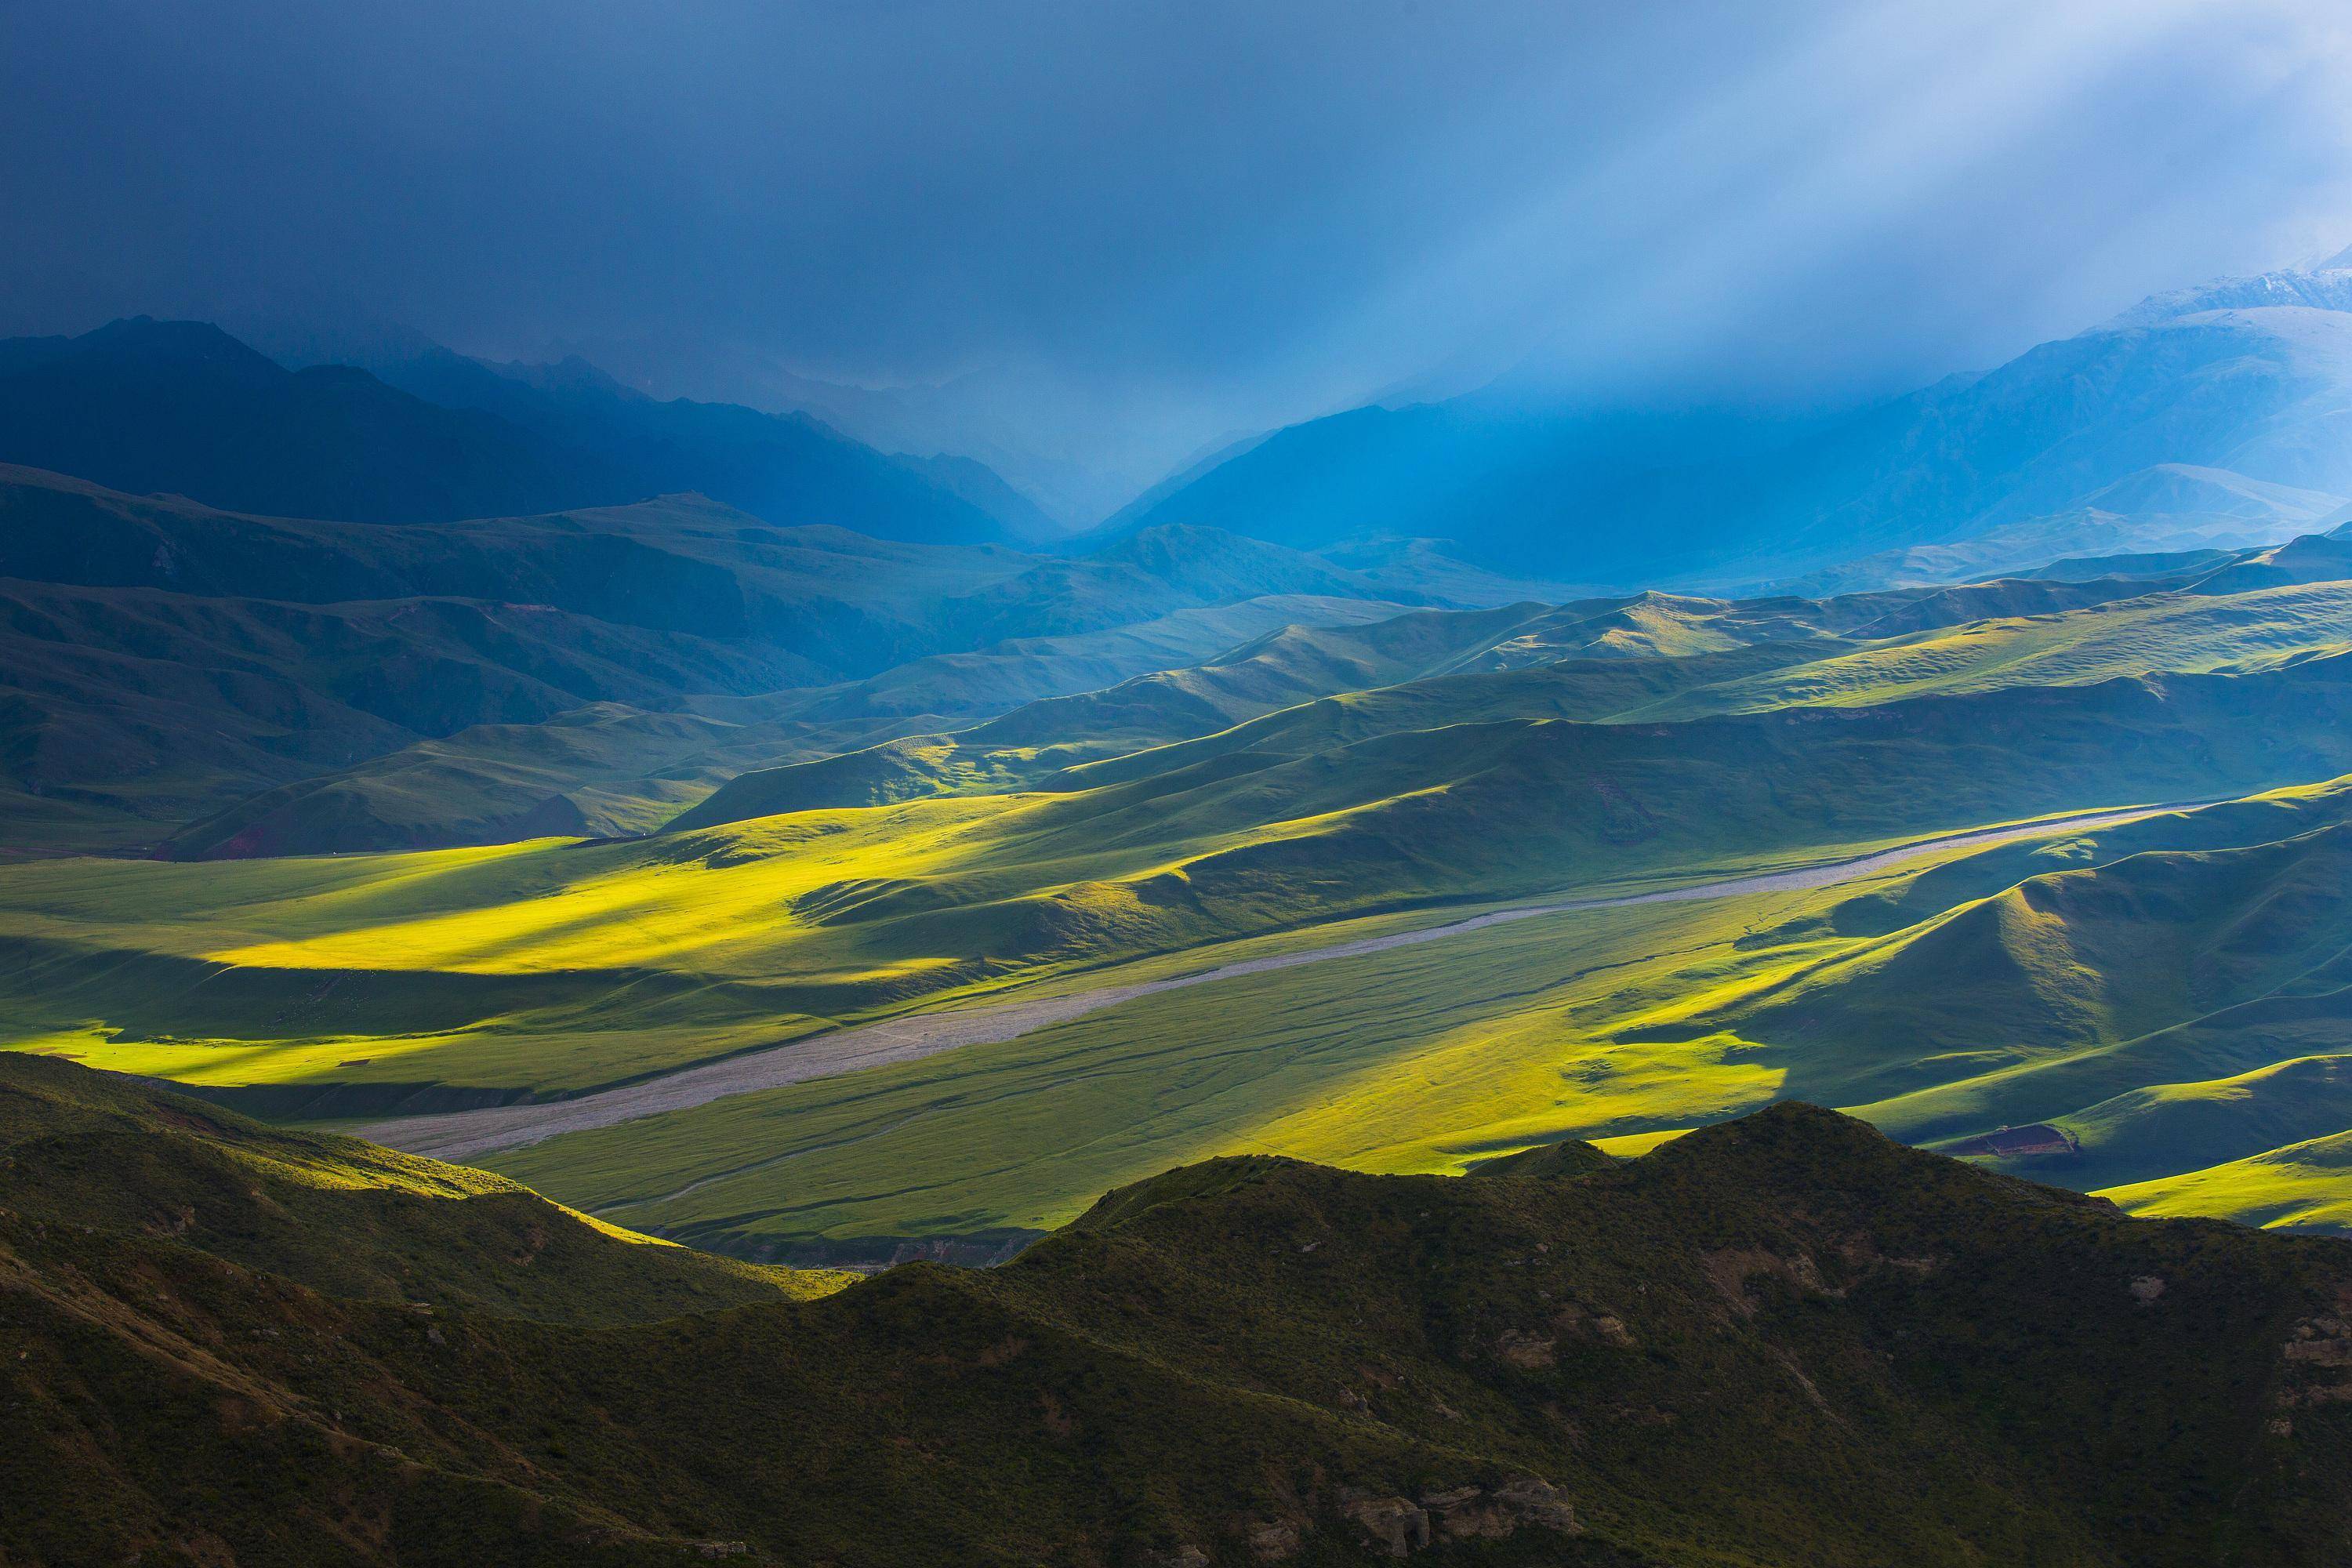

2100,1130,2352,1231
463,779,2352,1258
6,554,2352,1258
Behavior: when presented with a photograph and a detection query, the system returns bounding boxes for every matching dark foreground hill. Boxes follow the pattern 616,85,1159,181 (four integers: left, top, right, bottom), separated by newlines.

7,1054,2352,1567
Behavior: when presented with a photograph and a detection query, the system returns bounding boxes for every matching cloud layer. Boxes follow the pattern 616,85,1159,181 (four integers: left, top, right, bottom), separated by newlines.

5,0,2349,482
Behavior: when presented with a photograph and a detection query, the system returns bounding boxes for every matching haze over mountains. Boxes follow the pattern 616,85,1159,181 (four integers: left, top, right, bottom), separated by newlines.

17,241,2343,595
1114,253,2352,587
0,317,1053,543
9,273,2352,1568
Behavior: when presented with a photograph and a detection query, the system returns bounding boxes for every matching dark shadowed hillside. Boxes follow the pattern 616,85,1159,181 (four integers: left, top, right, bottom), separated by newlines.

7,1054,2352,1566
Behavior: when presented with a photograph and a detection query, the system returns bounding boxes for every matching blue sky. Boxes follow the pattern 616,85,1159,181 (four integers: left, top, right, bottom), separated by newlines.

5,0,2350,478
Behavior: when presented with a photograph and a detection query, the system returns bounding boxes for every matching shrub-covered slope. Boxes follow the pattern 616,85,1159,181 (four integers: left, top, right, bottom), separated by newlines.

9,1058,2352,1567
0,1052,843,1322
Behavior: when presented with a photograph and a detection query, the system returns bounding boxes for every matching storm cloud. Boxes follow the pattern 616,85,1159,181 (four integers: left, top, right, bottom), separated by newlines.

5,0,2351,483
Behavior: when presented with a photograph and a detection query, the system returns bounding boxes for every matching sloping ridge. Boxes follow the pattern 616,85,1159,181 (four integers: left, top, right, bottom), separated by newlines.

9,1058,2352,1566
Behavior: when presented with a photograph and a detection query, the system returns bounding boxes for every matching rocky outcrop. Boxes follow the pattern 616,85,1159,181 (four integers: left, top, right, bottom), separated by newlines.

1701,1246,1831,1316
1337,1479,1580,1557
1340,1494,1430,1558
2277,1311,2352,1407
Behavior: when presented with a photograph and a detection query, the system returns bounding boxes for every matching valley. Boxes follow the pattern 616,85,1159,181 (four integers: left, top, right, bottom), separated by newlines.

459,779,2352,1262
18,15,2352,1563
358,796,2195,1165
4,452,2350,1265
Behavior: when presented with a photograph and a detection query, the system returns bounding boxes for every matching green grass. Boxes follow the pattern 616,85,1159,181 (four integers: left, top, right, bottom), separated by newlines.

2100,1127,2352,1229
465,778,2352,1258
483,889,1789,1255
1640,578,2352,715
153,592,1427,858
0,463,1461,854
13,648,2346,1109
678,573,2352,825
2049,1058,2352,1190
6,546,2352,1255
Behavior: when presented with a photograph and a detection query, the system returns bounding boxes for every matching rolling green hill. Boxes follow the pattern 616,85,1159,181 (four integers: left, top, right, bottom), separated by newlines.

0,532,2346,1127
6,456,2334,861
671,571,2246,824
0,577,819,853
1603,782,2352,1174
669,600,1563,824
157,594,1417,860
2103,1128,2352,1231
12,1055,2352,1567
2,502,2348,1269
5,647,2350,1131
0,464,1469,853
441,778,2352,1263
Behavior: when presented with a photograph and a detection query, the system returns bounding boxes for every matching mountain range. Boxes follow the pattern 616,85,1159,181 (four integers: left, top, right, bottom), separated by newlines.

0,318,1049,544
1110,258,2352,587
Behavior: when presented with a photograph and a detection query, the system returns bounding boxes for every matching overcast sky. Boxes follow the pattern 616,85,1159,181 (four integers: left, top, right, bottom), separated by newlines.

5,0,2351,481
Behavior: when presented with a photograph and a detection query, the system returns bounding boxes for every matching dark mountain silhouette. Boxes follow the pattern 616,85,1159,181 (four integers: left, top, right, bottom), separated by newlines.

0,318,1044,544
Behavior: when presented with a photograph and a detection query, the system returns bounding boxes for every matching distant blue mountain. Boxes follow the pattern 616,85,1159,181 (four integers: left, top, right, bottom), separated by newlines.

1114,260,2352,586
0,318,1047,544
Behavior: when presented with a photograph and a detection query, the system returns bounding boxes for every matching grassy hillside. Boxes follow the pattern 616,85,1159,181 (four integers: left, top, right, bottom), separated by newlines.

460,779,2352,1261
3,514,2347,1266
10,652,2351,1122
0,463,1453,852
0,578,818,853
680,568,2347,824
0,463,1032,634
11,1059,2352,1566
2103,1129,2352,1230
6,457,2333,859
158,593,1414,859
0,1052,844,1320
670,599,1562,822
